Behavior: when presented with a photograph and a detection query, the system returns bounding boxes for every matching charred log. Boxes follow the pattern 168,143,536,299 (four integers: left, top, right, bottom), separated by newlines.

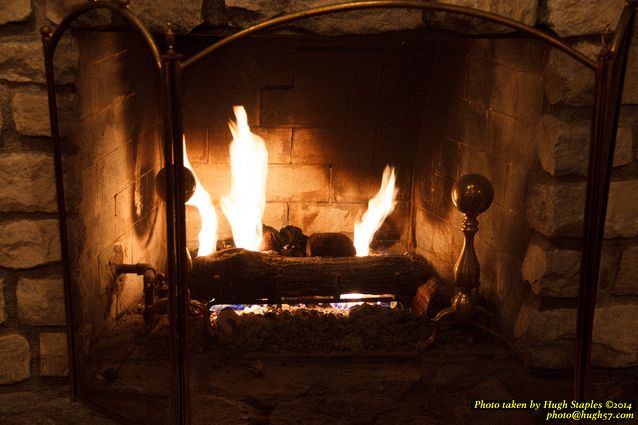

189,249,434,304
277,225,308,257
306,233,355,257
261,225,280,252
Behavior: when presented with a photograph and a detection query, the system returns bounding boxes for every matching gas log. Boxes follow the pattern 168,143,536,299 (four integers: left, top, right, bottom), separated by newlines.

190,249,435,304
306,232,356,257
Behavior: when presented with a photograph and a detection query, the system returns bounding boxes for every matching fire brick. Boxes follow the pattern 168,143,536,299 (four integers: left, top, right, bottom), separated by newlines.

331,164,411,203
260,88,347,128
266,165,330,203
288,202,365,235
292,128,374,165
205,126,292,165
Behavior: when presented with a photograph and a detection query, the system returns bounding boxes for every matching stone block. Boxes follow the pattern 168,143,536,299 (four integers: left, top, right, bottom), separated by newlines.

11,89,76,137
515,297,638,368
623,41,638,104
606,179,638,238
544,41,597,107
40,333,68,377
129,0,203,33
613,246,638,295
0,279,5,325
526,179,583,237
0,219,61,269
538,113,589,176
0,334,30,384
11,91,49,137
17,277,66,326
46,0,112,26
202,0,226,27
0,38,77,85
539,112,632,176
613,125,633,167
527,179,638,238
225,0,283,17
521,235,580,298
0,152,57,213
0,0,31,25
424,0,537,34
228,0,422,34
0,40,43,84
540,0,624,37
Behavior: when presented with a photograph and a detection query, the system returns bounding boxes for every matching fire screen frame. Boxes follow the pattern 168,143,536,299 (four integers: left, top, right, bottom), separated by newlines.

42,1,637,423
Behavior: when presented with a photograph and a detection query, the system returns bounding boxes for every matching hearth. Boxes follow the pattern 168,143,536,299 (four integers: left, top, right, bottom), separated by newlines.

41,1,636,424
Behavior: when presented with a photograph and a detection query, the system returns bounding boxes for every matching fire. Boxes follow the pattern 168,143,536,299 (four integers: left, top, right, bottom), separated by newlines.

183,137,218,257
354,166,398,256
220,106,268,251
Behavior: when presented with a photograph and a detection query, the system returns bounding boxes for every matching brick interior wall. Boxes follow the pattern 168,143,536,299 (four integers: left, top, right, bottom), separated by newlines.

69,30,166,355
413,38,546,334
181,36,437,253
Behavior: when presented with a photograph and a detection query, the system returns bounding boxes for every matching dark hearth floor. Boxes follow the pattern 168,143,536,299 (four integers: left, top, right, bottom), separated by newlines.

1,331,636,424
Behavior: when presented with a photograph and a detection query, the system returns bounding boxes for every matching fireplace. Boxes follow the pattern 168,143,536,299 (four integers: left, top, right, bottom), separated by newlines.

40,1,637,424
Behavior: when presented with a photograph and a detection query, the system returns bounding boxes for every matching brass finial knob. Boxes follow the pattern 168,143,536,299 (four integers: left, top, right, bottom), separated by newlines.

40,26,52,38
165,22,176,53
154,166,196,203
451,173,494,217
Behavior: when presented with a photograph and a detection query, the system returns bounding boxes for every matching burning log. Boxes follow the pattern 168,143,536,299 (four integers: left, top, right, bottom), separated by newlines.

306,233,355,257
260,225,280,252
189,249,434,304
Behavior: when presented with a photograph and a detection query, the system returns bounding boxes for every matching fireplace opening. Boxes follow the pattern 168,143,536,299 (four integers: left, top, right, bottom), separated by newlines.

44,3,638,424
57,26,545,423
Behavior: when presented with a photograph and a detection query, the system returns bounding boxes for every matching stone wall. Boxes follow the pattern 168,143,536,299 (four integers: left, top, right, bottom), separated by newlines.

0,0,68,385
0,0,636,391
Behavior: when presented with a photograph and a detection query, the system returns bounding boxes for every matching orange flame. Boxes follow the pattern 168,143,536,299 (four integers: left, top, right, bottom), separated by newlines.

220,106,268,251
354,166,398,256
183,136,218,257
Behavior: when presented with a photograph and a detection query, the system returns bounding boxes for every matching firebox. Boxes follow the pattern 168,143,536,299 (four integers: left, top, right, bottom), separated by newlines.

42,1,636,424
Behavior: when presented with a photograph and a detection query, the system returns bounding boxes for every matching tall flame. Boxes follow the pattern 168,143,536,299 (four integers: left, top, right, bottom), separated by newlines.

221,106,268,251
354,166,398,256
183,136,218,257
